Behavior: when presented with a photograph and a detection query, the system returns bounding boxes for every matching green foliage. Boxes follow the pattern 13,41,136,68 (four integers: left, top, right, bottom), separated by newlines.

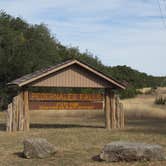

0,87,9,110
0,12,166,110
155,96,166,105
107,65,166,88
119,87,138,99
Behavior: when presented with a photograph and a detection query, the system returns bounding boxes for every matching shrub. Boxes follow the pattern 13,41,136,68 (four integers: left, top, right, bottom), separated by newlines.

0,87,11,111
0,94,8,111
120,87,138,99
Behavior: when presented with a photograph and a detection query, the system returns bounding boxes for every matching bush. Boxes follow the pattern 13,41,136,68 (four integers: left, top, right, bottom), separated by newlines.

0,93,8,111
155,96,166,105
0,87,12,111
120,87,138,99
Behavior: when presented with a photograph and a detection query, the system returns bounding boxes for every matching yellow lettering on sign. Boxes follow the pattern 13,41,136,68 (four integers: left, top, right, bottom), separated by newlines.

29,92,103,101
30,101,103,110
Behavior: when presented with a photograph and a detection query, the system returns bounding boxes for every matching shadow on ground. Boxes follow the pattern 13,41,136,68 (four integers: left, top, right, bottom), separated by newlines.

1,119,165,135
30,123,104,129
13,152,25,159
0,123,6,131
91,155,103,162
125,119,166,136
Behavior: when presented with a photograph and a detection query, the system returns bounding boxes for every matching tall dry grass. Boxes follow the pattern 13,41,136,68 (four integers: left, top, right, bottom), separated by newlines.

122,88,166,120
137,87,152,94
30,109,104,125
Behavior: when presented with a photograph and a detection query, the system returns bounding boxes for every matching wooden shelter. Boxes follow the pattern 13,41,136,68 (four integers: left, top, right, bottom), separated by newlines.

7,59,126,132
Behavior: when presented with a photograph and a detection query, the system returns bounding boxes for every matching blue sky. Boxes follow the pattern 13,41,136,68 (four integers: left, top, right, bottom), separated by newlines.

1,0,166,76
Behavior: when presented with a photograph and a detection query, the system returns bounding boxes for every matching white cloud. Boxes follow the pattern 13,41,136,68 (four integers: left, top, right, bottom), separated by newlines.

0,0,166,76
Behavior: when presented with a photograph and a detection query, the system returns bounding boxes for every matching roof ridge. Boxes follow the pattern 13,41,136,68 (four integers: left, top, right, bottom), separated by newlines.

8,59,126,89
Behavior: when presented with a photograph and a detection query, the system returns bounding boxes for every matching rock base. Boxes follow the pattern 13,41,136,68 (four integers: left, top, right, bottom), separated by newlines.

99,141,165,162
23,138,57,159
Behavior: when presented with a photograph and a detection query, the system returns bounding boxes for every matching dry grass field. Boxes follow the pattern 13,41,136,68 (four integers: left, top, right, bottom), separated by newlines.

123,97,166,120
0,88,165,166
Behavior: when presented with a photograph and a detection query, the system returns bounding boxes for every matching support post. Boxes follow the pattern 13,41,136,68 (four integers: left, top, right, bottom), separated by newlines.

110,92,116,129
115,95,120,129
6,103,12,132
6,91,30,132
18,92,24,131
23,90,30,131
119,103,125,128
104,88,111,130
12,96,17,132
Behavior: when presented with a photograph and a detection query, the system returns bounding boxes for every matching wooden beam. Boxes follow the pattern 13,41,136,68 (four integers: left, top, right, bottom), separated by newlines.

104,88,111,130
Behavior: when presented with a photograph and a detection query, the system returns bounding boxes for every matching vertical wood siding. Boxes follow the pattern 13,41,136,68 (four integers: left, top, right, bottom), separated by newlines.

31,65,111,88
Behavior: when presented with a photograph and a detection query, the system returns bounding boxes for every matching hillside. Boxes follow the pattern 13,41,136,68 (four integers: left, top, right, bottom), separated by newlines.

0,12,166,108
109,66,166,88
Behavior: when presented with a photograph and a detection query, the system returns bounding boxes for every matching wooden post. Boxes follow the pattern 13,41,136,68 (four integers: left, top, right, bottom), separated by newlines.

12,96,17,132
23,90,30,131
104,88,111,130
110,92,116,129
119,103,125,128
6,91,30,132
6,103,12,132
18,92,24,131
115,96,120,129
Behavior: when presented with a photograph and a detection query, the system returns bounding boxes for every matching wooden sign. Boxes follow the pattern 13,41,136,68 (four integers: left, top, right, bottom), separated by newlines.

29,101,103,110
29,92,103,101
29,92,103,110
